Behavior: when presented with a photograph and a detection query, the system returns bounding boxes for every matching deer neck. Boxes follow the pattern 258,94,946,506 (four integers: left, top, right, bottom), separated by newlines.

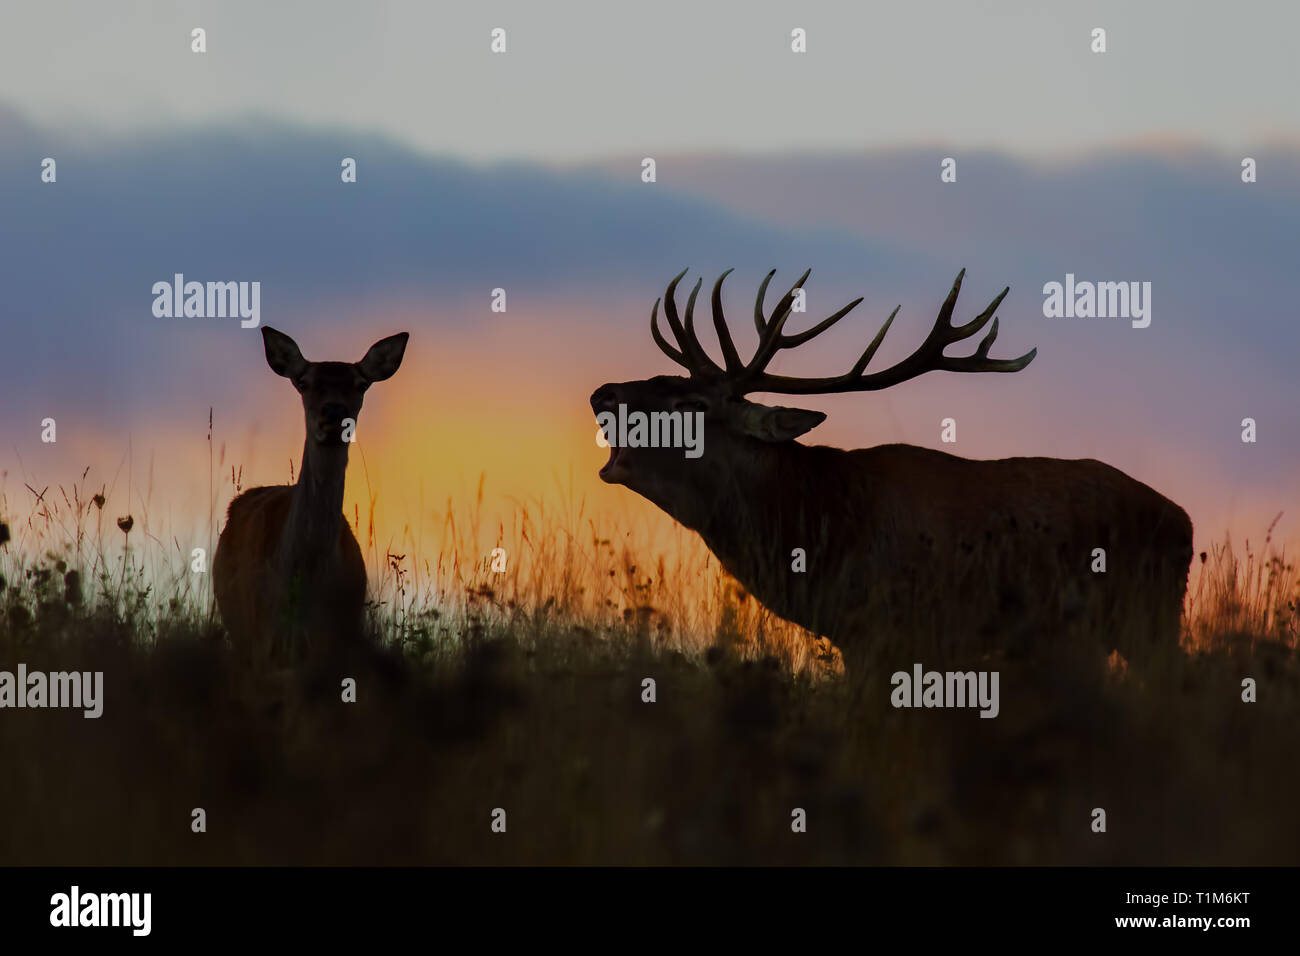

278,439,350,571
698,442,838,577
693,443,800,555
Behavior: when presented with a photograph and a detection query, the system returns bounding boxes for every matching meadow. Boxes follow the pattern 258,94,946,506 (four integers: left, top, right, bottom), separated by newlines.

1,459,1297,865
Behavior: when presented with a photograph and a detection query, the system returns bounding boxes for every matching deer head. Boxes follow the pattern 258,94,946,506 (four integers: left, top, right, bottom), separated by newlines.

590,269,1036,526
262,326,409,446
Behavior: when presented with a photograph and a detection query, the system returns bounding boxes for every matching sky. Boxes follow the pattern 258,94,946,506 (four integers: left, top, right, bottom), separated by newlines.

2,1,1297,161
1,0,1297,589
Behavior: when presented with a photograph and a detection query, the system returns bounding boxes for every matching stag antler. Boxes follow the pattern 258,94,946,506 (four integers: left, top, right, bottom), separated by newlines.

652,268,1036,395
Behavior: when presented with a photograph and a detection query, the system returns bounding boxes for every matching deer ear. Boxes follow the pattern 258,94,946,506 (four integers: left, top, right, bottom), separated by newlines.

741,404,826,442
357,332,409,383
262,327,307,380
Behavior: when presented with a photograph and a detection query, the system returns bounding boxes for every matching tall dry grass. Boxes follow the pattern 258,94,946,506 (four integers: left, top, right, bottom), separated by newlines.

1183,513,1298,650
3,455,1293,667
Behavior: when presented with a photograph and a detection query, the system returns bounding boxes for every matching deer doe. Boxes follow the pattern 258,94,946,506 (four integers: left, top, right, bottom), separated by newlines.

213,326,408,666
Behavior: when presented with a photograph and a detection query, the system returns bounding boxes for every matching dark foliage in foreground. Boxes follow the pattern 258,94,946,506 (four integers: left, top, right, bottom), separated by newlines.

1,565,1297,865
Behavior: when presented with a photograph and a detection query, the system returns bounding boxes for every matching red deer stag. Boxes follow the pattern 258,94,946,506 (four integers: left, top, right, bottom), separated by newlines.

214,327,408,666
591,269,1192,670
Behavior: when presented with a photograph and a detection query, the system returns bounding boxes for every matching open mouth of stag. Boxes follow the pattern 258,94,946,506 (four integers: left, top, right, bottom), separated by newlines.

599,443,626,480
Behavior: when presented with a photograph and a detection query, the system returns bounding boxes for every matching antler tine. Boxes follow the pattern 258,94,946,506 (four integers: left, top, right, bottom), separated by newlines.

953,316,1037,371
947,284,1008,343
779,295,865,347
710,268,744,372
682,276,703,345
930,267,966,336
681,277,708,357
661,268,691,344
650,297,687,366
754,270,777,335
845,305,901,378
681,276,723,374
753,269,809,333
747,268,811,374
768,269,812,330
976,317,1000,359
